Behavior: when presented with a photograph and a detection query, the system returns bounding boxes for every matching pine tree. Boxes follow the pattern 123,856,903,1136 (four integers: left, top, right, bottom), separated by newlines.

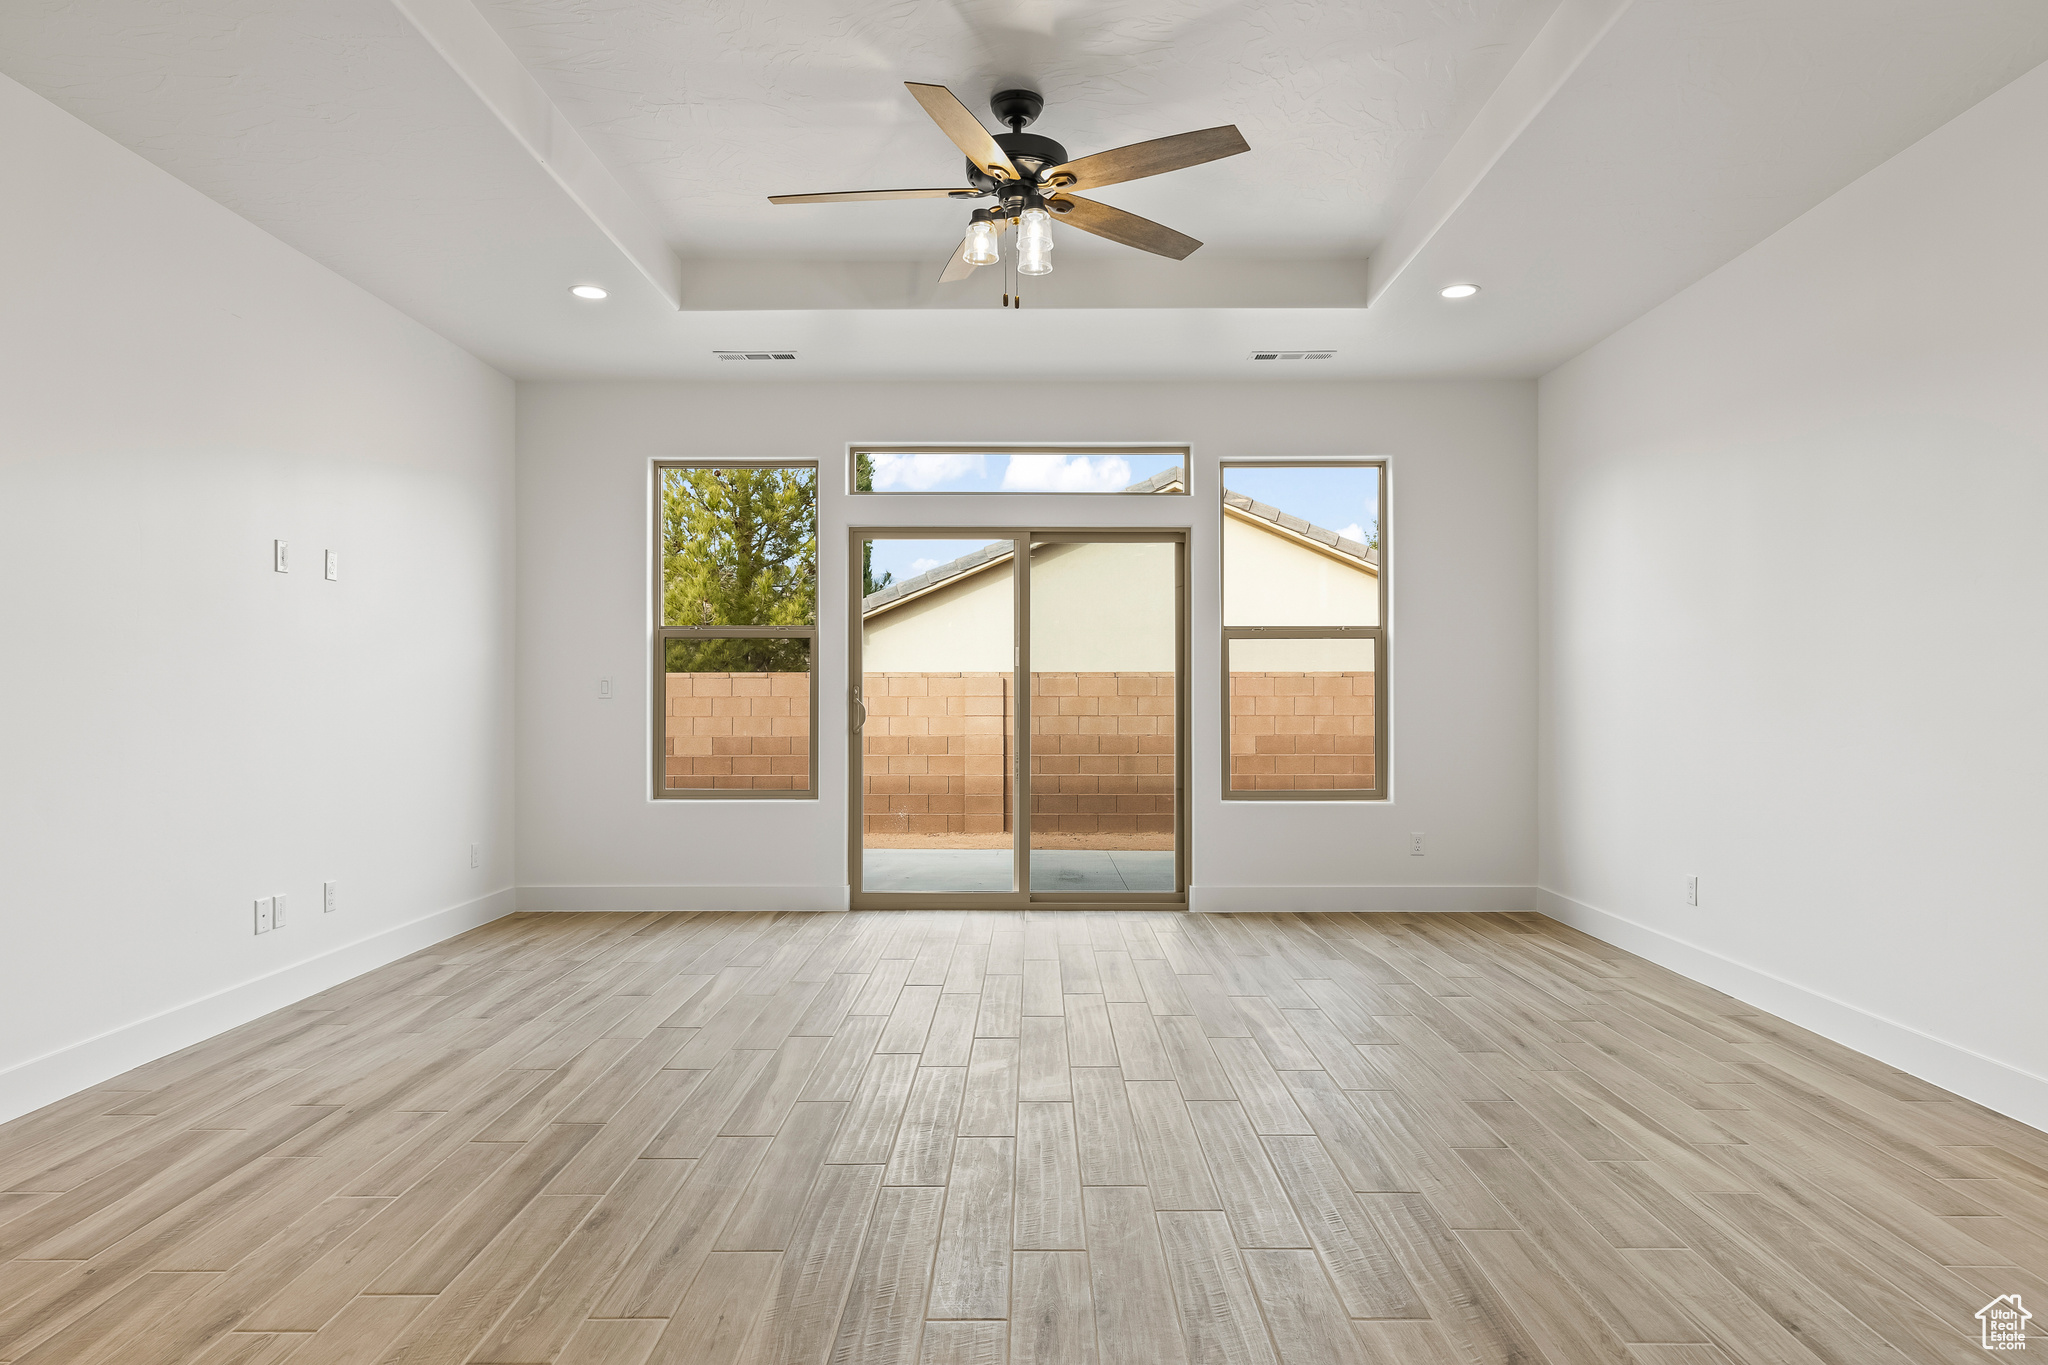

857,452,894,596
662,466,815,672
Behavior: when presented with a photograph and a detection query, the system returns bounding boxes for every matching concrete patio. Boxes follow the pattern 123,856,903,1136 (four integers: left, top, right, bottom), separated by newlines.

861,848,1176,893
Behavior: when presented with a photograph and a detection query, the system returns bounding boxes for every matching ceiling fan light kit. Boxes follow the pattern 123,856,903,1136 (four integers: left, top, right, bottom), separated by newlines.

769,83,1248,301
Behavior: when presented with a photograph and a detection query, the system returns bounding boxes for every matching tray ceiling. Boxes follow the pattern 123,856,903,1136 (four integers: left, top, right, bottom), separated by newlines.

4,0,2045,379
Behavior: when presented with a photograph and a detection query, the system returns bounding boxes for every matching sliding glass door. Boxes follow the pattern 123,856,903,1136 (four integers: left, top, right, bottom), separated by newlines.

850,530,1186,907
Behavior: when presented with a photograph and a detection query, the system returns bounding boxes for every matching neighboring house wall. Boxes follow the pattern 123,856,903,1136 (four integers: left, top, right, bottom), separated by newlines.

1223,511,1378,626
860,541,1179,673
1030,542,1177,671
860,557,1013,672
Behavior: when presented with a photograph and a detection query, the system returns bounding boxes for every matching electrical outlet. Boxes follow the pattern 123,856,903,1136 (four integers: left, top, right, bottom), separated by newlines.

470,843,480,869
598,677,613,700
273,894,288,928
1409,832,1426,856
323,880,337,913
325,549,339,581
1685,875,1699,907
273,539,289,573
253,897,273,934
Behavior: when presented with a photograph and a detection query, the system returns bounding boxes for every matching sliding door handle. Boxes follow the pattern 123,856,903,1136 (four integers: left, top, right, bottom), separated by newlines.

852,691,869,733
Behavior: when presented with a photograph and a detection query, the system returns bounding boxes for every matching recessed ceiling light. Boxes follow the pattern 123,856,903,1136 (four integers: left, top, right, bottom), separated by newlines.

1440,283,1479,299
569,284,608,300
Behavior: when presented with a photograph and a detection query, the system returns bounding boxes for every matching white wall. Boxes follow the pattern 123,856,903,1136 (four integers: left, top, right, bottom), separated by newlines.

1537,64,2048,1126
518,380,1536,912
0,76,516,1123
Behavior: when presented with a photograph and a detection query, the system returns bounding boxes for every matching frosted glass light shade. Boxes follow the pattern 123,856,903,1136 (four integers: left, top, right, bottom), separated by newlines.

963,220,999,266
1017,207,1053,276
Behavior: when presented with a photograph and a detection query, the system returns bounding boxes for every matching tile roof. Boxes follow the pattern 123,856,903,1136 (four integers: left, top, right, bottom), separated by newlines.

1221,489,1379,565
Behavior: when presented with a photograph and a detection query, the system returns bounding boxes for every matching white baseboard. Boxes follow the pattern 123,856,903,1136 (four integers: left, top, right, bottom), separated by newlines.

1536,886,2048,1132
519,885,1527,915
1189,884,1534,914
0,888,517,1127
518,884,849,913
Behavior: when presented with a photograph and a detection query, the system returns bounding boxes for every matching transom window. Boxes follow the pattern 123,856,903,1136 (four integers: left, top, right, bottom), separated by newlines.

849,446,1188,495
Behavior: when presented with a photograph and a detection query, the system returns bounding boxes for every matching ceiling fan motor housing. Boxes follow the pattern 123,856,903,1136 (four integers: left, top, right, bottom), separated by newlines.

967,132,1070,194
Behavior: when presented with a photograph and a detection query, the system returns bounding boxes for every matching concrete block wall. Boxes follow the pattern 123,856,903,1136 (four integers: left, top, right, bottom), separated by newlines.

662,670,812,791
857,671,1176,839
656,666,1370,809
860,671,1010,836
1226,671,1376,790
1027,672,1177,836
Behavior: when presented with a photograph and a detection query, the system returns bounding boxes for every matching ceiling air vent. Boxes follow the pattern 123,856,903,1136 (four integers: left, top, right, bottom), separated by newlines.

1250,350,1336,361
713,350,798,361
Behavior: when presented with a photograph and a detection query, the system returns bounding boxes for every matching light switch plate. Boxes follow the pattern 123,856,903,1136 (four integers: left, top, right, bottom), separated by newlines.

273,540,289,573
254,897,273,934
598,677,613,699
273,894,287,928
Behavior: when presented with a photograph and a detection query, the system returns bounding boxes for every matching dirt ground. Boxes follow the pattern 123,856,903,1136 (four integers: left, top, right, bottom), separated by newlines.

864,831,1175,850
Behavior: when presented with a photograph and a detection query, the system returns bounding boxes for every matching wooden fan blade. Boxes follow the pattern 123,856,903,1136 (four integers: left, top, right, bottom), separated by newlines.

906,83,1019,182
769,188,978,204
938,219,1008,283
1042,126,1248,192
1048,195,1201,260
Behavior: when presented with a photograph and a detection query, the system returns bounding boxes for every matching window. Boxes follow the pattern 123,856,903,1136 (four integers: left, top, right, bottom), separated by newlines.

849,446,1188,495
1219,460,1385,799
653,461,818,798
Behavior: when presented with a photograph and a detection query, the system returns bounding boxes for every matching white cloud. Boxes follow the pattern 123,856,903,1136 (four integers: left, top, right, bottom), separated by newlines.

999,453,1133,492
869,451,985,490
909,557,941,574
1337,523,1364,542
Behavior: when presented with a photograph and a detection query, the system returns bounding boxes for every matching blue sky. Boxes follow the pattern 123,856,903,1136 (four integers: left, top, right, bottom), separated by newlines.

864,451,1183,494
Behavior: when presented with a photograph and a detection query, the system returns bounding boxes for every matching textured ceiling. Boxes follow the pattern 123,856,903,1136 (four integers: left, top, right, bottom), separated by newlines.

469,0,1562,258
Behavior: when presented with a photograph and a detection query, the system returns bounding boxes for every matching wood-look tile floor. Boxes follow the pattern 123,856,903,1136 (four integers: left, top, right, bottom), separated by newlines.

2,911,2045,1365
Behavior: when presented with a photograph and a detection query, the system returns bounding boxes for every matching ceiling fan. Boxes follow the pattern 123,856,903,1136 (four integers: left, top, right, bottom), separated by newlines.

768,84,1249,295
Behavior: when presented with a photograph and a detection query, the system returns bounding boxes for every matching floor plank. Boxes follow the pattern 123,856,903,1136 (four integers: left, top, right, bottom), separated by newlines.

1082,1185,1189,1365
927,1138,1011,1320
